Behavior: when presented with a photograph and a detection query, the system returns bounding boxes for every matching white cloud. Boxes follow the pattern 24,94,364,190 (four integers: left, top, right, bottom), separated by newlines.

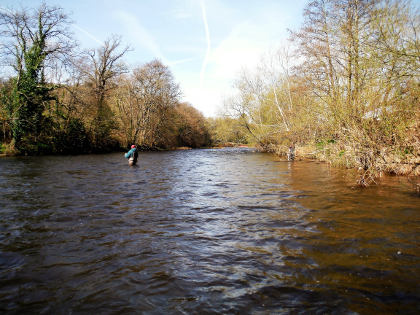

187,18,287,117
182,82,225,117
209,18,287,79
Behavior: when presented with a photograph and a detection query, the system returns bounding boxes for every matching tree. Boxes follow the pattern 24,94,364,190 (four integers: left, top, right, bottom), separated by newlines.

206,116,249,146
175,102,210,148
76,36,129,150
290,0,420,184
113,59,181,148
226,50,317,150
225,0,419,183
0,3,74,152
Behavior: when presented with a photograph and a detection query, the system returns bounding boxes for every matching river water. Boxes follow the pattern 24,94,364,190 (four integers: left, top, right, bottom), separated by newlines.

0,148,418,314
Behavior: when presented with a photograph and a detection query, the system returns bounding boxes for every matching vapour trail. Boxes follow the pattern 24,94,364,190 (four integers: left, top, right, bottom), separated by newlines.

169,57,196,66
73,24,103,45
199,0,211,89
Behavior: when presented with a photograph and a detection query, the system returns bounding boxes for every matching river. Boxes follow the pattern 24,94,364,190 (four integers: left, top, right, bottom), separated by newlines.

0,148,418,314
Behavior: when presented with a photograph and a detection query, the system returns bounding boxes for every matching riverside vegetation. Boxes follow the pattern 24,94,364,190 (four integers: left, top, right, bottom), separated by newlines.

0,4,211,155
1,0,419,187
224,0,419,186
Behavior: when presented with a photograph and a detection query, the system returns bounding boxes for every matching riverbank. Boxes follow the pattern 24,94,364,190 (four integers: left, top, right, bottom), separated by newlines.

0,142,18,157
260,142,420,183
0,142,243,157
209,142,253,149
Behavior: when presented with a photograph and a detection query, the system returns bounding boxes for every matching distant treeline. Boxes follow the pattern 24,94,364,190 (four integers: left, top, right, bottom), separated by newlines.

223,0,419,185
0,4,214,155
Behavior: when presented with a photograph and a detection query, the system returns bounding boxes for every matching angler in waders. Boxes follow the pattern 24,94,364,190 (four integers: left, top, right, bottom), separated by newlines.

125,145,138,166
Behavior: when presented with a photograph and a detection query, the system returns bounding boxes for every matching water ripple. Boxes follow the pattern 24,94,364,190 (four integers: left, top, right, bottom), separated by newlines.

0,149,419,313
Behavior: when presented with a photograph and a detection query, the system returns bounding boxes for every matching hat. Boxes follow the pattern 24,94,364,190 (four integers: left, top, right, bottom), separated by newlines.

131,145,136,149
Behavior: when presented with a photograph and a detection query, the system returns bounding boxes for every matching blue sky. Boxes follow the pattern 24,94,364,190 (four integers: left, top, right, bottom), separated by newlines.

1,0,308,116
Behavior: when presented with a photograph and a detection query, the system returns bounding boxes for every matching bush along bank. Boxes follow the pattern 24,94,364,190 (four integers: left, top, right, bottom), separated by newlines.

259,136,419,187
224,0,419,187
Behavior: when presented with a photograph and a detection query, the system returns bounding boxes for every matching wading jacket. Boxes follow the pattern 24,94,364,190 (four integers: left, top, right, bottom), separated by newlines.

125,148,138,160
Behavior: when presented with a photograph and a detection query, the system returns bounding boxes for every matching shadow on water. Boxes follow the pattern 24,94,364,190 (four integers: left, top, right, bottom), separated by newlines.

0,149,419,314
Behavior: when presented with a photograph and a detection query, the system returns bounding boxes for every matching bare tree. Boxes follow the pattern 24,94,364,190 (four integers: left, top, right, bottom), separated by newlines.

75,36,129,148
289,0,420,184
113,59,181,147
0,3,75,149
0,3,75,82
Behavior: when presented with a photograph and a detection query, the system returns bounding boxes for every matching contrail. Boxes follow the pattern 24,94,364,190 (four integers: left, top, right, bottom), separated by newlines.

73,24,103,45
116,10,171,64
169,57,195,66
199,0,211,89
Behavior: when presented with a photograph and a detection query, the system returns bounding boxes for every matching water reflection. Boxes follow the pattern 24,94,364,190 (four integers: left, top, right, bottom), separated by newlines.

0,149,418,314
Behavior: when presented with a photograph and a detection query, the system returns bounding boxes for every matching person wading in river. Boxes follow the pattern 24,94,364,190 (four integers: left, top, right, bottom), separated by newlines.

125,145,138,166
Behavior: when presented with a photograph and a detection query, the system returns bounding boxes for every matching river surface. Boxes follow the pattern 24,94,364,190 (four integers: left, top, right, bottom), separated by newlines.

0,148,419,314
